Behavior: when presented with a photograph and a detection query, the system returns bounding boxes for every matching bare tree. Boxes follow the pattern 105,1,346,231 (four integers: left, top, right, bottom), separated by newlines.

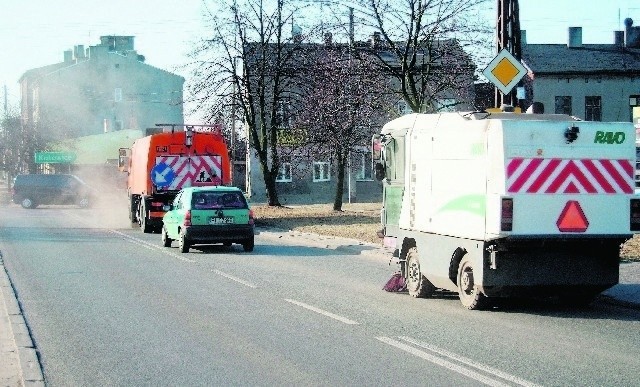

295,48,393,211
188,0,319,206
1,111,43,187
351,0,491,113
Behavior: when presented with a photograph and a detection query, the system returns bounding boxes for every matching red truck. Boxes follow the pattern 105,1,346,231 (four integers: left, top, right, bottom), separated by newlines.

119,124,231,233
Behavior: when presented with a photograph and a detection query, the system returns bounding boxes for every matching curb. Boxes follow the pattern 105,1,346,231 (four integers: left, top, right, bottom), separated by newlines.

0,257,45,386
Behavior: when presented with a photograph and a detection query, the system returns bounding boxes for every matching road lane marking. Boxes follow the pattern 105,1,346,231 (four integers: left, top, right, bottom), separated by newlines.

377,337,541,387
110,231,258,287
213,270,257,288
109,230,195,263
284,299,359,325
377,337,510,387
398,336,541,387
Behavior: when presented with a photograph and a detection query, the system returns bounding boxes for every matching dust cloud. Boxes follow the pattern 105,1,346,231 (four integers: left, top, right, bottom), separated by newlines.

73,165,134,229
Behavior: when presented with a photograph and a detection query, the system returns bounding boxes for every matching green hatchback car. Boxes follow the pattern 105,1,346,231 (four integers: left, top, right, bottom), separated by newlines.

161,186,255,253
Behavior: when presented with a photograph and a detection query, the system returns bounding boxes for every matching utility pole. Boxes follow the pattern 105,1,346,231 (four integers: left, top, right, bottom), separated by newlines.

495,0,521,108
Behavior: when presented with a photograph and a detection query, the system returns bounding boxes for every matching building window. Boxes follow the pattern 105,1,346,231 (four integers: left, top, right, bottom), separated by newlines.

555,96,572,115
114,120,123,131
114,88,122,102
355,151,373,181
585,96,602,121
275,97,292,129
313,161,330,182
276,162,292,182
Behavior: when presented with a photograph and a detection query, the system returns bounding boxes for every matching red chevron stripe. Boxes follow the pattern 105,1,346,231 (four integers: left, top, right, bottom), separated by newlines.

508,158,543,192
601,159,633,193
545,161,597,193
580,159,615,193
527,158,561,192
564,181,580,194
506,158,525,176
507,158,634,194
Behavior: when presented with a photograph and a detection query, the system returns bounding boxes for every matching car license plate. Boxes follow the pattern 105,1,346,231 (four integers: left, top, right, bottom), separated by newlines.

209,217,234,224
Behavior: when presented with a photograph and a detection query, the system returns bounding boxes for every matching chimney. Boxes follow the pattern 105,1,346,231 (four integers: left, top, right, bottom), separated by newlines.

521,30,527,45
64,50,73,63
568,27,582,48
292,25,303,43
371,32,381,49
324,32,332,46
74,45,85,60
625,18,640,48
615,30,624,47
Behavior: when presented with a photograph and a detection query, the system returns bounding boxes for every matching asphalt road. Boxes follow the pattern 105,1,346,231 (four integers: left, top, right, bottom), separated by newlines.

1,202,640,386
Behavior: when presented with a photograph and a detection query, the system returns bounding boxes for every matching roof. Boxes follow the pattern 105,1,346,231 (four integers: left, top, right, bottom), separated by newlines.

19,62,73,82
522,44,640,75
20,51,184,83
243,38,475,70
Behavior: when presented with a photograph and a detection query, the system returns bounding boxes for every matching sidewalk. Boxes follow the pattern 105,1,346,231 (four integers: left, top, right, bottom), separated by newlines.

1,256,44,386
1,228,639,386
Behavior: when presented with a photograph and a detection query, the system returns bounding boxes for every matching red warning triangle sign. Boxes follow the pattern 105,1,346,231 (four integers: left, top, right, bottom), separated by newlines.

556,200,589,232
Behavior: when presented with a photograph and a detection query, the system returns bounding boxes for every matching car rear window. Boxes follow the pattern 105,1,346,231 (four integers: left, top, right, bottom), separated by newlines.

191,191,248,210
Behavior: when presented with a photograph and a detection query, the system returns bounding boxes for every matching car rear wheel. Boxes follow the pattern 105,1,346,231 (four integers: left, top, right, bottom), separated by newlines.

162,227,172,247
179,230,190,253
20,198,35,209
242,237,254,252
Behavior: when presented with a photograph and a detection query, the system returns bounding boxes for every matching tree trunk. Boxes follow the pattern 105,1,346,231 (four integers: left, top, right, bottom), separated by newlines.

333,150,347,211
260,158,281,207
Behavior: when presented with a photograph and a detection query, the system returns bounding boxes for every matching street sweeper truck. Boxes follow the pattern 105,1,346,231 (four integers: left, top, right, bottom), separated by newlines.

373,111,639,309
119,124,231,233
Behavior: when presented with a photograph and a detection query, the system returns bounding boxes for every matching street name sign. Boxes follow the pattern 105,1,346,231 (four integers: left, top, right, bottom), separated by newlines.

34,151,77,164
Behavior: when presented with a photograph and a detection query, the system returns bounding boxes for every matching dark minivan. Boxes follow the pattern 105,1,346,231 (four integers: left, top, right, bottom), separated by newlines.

12,174,93,209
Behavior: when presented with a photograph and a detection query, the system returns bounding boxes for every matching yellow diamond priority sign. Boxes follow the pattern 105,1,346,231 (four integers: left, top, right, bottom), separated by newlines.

483,49,527,95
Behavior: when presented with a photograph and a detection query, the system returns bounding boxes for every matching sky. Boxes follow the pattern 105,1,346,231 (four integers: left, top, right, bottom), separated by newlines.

1,0,639,120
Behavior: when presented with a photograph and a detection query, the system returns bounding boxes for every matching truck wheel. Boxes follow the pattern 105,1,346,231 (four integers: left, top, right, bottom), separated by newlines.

138,201,152,233
20,198,35,209
457,256,489,310
129,197,137,223
179,230,190,253
406,246,436,298
162,227,172,247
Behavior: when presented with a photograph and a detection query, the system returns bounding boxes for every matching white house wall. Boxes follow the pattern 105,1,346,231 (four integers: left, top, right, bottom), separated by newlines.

532,74,638,122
